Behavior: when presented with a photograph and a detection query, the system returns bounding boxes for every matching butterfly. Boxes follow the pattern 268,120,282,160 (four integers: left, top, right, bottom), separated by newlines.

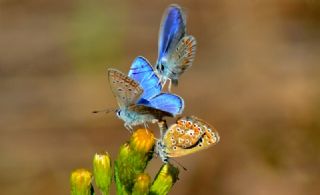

108,56,184,130
156,116,220,163
155,4,197,91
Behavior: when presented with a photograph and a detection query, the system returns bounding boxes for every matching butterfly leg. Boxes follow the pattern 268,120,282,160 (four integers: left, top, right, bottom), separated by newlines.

161,79,167,89
168,79,172,92
143,122,150,135
157,75,166,89
151,119,159,124
124,123,133,133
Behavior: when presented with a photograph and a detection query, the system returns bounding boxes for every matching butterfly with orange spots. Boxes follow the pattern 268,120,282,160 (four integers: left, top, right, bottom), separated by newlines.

156,116,220,163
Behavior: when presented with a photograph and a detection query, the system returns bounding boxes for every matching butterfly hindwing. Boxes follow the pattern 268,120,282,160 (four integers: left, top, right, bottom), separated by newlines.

138,93,184,116
108,68,143,108
129,104,173,118
167,35,196,80
128,56,161,100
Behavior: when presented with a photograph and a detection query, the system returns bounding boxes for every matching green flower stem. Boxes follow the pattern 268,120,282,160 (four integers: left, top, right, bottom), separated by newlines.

150,163,180,195
70,169,94,195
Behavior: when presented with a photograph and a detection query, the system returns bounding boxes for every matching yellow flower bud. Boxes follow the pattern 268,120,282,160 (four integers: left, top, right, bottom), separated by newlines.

93,152,112,195
132,173,151,195
150,164,179,195
130,129,155,153
70,169,93,195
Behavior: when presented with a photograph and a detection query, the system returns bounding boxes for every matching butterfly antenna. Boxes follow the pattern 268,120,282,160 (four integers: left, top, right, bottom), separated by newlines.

170,158,188,171
143,123,150,135
92,108,115,114
153,137,160,141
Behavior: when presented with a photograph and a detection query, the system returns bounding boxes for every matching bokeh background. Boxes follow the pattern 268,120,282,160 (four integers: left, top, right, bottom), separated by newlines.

1,0,320,194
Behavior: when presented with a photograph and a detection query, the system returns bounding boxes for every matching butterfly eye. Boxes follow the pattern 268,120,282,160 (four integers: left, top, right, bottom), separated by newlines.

116,110,121,117
160,64,165,71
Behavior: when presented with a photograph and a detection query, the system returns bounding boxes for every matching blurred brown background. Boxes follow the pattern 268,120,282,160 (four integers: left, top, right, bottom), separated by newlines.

1,0,320,194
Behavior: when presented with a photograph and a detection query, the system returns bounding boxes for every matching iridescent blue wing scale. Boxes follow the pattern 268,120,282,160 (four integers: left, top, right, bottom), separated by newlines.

157,5,186,64
128,56,161,100
138,93,184,116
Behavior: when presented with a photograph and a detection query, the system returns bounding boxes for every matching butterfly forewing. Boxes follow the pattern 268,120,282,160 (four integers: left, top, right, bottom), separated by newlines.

108,69,143,108
158,4,186,62
128,57,161,100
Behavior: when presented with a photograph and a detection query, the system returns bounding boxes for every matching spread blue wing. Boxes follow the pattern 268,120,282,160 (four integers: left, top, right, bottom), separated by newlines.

157,5,186,64
138,93,184,116
128,56,161,100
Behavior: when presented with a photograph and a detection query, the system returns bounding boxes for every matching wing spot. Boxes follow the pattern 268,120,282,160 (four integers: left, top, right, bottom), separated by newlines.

186,121,192,128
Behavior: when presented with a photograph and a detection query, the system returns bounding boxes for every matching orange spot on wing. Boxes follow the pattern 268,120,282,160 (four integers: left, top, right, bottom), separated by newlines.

186,121,192,128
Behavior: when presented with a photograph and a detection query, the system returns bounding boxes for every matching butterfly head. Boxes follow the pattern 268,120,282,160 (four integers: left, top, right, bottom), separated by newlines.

156,57,168,75
156,63,165,75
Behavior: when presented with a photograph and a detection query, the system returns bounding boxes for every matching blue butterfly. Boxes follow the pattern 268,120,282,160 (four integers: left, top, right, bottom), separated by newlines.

108,56,184,130
156,4,197,91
